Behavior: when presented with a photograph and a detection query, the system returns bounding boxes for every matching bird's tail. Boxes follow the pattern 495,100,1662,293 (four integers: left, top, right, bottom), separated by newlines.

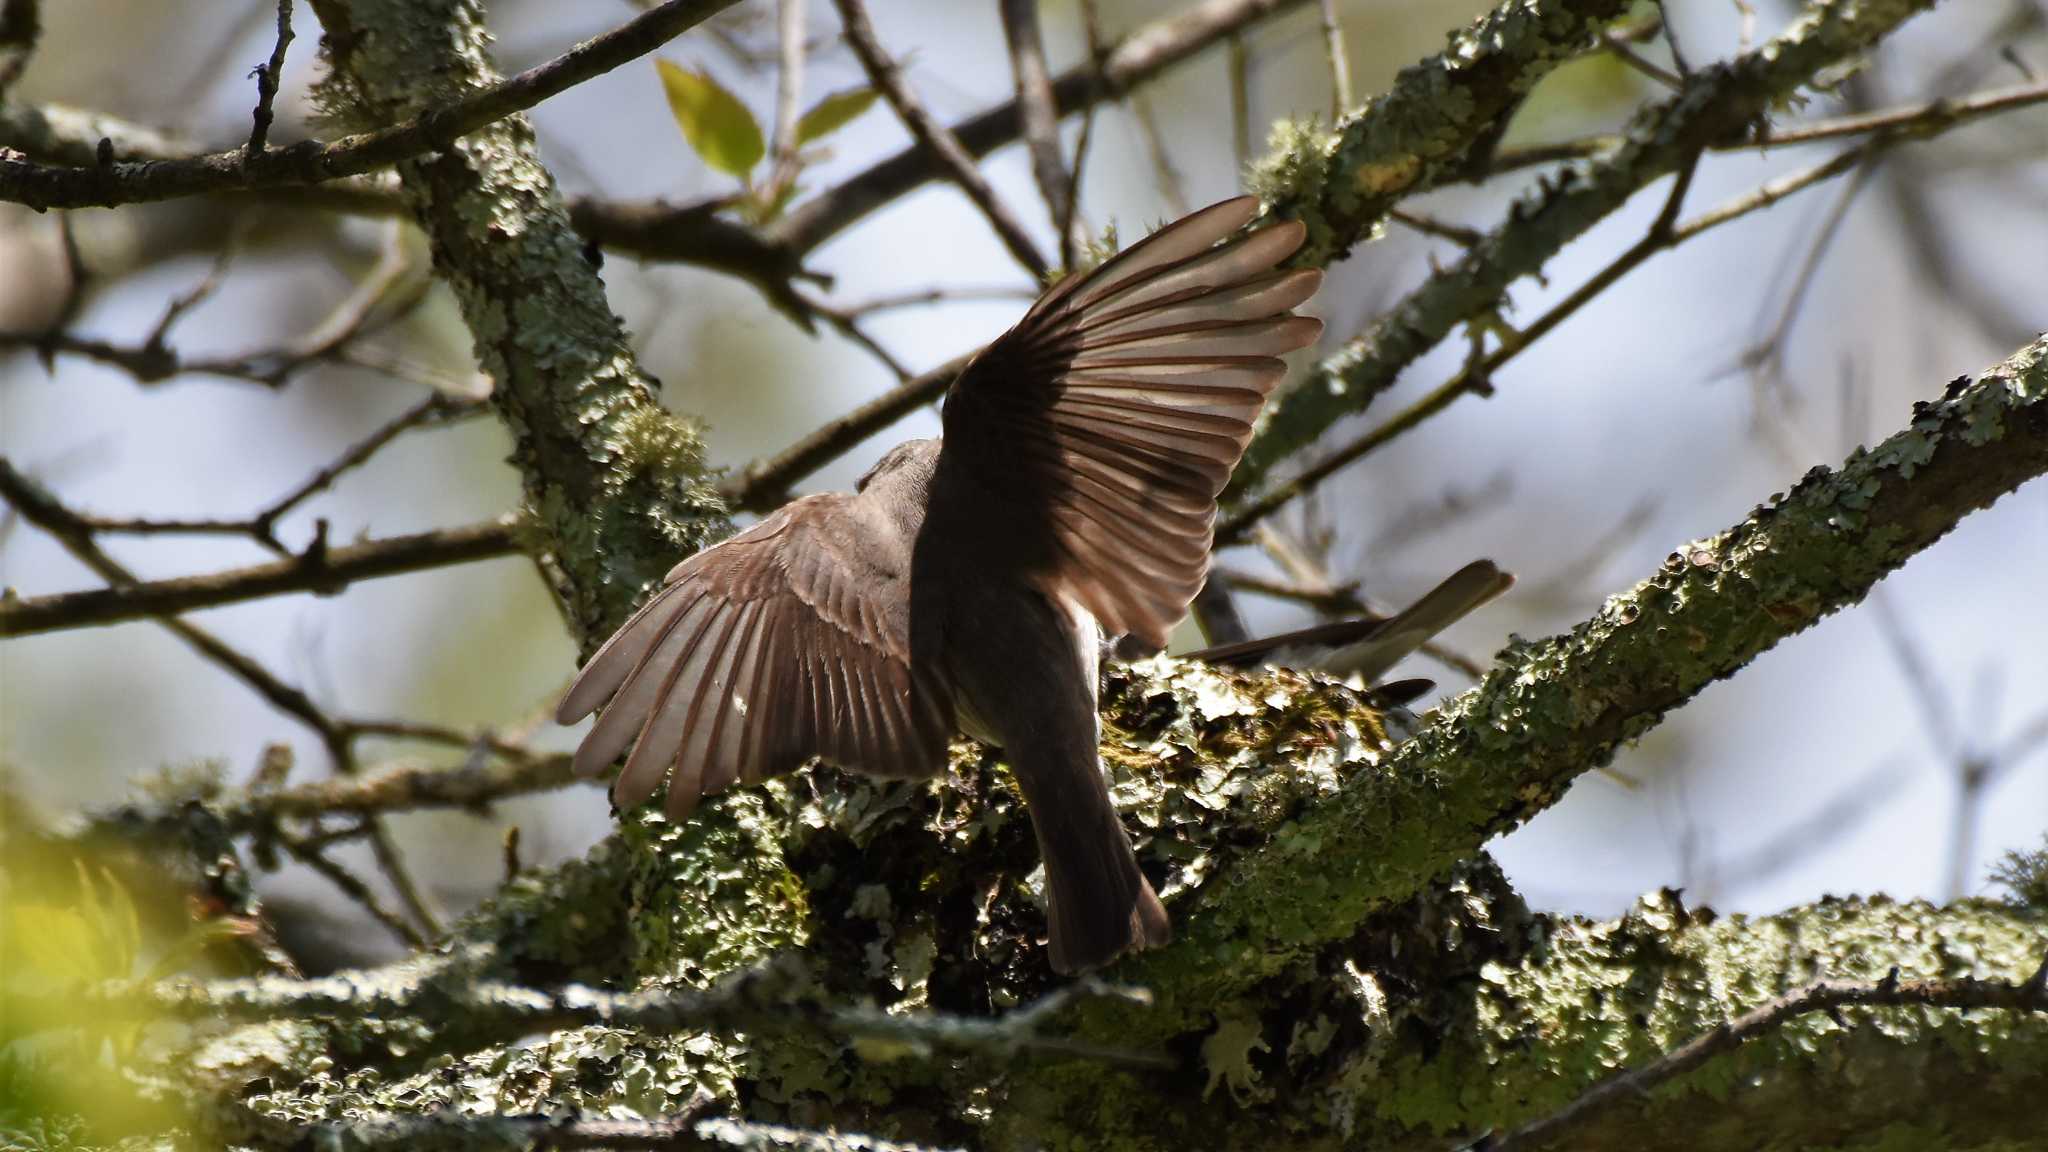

1008,743,1170,974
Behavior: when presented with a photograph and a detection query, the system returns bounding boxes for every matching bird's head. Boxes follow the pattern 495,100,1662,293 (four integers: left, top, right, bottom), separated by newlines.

855,437,941,493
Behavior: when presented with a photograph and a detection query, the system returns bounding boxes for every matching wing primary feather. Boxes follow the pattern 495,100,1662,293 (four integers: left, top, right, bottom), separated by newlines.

607,593,724,807
699,599,766,800
1028,197,1261,320
558,581,682,723
573,590,711,778
1070,220,1306,317
660,599,752,820
730,595,780,785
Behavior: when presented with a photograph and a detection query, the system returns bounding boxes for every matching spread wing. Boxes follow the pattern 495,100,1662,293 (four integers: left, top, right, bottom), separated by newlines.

556,494,955,819
937,196,1322,647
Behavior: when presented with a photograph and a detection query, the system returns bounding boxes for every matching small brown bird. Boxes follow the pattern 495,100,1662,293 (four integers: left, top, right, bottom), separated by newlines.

558,197,1323,972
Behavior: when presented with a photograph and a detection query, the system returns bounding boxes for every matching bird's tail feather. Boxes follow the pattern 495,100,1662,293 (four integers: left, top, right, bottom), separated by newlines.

1009,745,1170,974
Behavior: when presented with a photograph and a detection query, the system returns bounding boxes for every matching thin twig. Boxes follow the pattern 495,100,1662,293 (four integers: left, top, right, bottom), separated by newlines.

1317,0,1351,116
1001,0,1082,258
1599,26,1682,89
832,0,1049,278
1221,152,1704,542
763,0,806,205
722,353,969,509
776,0,1313,254
1227,32,1251,178
246,0,295,157
0,0,748,210
275,827,426,949
0,459,445,943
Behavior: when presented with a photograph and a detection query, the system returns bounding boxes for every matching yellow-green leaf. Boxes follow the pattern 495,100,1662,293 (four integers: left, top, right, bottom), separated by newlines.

795,87,879,146
658,59,764,177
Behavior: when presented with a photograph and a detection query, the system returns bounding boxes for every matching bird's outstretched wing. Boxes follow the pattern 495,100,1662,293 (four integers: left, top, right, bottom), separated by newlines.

556,494,954,819
937,196,1322,647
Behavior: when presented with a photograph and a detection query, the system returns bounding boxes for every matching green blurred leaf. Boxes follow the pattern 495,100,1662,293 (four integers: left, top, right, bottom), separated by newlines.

10,904,102,981
795,87,879,146
657,59,765,177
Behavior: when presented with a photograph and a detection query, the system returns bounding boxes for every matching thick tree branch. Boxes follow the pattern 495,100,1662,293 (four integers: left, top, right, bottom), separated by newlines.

121,958,1160,1070
1098,335,2048,1049
1490,959,2048,1151
305,0,731,642
1235,0,1941,497
0,0,745,211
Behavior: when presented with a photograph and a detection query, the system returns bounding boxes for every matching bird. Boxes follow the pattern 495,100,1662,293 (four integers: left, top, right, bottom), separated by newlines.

557,196,1324,973
1187,560,1513,683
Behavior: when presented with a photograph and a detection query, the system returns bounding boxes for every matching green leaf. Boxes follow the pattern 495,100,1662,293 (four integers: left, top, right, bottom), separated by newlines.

657,59,764,177
795,87,879,146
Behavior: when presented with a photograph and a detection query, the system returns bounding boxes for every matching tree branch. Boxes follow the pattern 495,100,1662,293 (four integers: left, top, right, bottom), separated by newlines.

1105,334,2048,1048
999,0,1082,256
305,0,732,642
774,0,1314,255
832,0,1049,279
1235,0,1941,497
0,516,523,637
0,0,746,210
1488,960,2048,1151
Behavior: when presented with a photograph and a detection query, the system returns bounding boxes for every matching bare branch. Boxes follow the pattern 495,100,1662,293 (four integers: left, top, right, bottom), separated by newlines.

1316,0,1351,116
832,0,1048,279
721,354,968,511
245,0,295,157
776,0,1314,254
1228,77,2047,534
1238,0,1943,495
0,516,524,637
1000,0,1083,257
0,0,747,210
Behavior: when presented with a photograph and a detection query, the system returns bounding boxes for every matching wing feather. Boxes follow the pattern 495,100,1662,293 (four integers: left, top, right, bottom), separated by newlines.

557,494,953,815
938,197,1321,645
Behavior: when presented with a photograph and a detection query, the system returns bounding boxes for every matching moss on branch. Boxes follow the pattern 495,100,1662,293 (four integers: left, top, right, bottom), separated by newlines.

305,0,730,641
1236,0,1941,498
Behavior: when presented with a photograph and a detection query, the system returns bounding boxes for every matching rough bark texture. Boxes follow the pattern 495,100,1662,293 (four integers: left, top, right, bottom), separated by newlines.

305,0,730,641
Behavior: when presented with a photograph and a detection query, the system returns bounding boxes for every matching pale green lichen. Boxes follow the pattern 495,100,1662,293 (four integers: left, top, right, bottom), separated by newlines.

1236,0,1945,502
312,0,730,643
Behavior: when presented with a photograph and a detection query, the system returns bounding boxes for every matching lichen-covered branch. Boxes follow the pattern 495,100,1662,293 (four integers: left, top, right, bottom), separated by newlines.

1102,336,2048,1048
1255,0,1632,269
1234,0,1939,499
305,0,731,640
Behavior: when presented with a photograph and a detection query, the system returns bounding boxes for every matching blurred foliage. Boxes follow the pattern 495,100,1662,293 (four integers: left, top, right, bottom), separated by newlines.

654,57,875,225
0,792,250,1145
795,86,879,147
